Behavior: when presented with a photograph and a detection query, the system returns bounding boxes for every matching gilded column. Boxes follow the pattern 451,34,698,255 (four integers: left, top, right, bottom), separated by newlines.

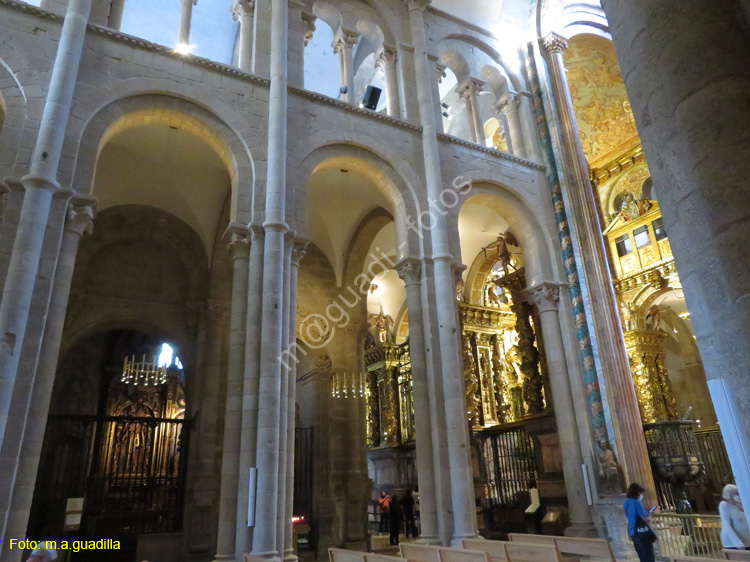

1,200,94,553
375,45,401,118
540,32,654,498
0,0,93,459
334,30,359,104
527,283,597,537
232,0,255,72
624,330,678,423
214,225,250,562
405,0,478,545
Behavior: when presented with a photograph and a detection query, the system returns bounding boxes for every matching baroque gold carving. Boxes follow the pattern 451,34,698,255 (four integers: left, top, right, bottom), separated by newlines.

624,330,679,423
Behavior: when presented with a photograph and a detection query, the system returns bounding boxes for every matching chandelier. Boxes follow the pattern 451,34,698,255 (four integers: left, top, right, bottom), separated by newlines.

330,372,368,399
121,354,168,386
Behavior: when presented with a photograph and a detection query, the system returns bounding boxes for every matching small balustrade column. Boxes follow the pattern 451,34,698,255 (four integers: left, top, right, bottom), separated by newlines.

497,93,527,158
179,0,197,46
459,78,486,145
526,283,597,537
232,0,255,72
333,30,359,103
375,45,401,118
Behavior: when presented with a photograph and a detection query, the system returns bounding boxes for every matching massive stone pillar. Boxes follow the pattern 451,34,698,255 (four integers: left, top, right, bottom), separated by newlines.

232,0,255,72
405,0,477,545
376,45,401,118
0,0,93,459
178,0,196,46
540,33,655,499
334,29,358,104
600,0,750,507
396,259,439,544
236,224,265,559
251,0,290,557
0,199,93,561
214,226,250,562
526,283,596,537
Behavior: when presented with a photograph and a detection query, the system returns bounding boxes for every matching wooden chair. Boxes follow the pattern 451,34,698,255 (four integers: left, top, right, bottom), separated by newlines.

724,550,750,561
461,538,509,562
502,543,565,562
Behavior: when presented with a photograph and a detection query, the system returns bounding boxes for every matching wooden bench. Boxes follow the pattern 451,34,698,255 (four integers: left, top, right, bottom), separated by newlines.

503,542,567,562
399,543,491,562
330,548,407,562
724,550,750,561
672,556,727,562
462,538,510,562
508,534,615,562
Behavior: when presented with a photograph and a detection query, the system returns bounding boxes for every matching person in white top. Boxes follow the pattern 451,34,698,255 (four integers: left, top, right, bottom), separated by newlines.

26,541,57,562
720,484,750,549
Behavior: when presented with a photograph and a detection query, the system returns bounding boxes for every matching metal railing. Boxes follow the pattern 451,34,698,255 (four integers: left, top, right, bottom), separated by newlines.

652,513,722,559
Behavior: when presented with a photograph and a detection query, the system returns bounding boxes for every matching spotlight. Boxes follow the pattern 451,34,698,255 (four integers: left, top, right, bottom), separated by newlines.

441,102,450,109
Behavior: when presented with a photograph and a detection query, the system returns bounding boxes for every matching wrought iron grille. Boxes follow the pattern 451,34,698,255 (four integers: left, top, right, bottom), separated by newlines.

694,427,733,496
29,415,192,541
476,424,538,509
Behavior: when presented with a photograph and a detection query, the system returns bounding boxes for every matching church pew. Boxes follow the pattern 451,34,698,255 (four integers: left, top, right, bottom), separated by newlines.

502,542,567,562
672,557,726,562
399,544,441,562
330,548,407,562
462,538,510,562
399,543,491,562
507,534,614,562
724,550,750,561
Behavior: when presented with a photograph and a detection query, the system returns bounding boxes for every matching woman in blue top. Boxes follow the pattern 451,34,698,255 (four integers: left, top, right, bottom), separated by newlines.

624,482,657,562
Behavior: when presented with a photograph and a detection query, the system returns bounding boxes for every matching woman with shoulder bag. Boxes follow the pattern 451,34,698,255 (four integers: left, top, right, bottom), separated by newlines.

624,482,658,562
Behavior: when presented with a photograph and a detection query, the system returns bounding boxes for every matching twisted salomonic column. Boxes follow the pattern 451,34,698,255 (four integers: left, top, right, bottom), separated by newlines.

0,200,94,560
459,78,486,145
251,0,290,556
0,0,93,458
497,93,527,159
541,32,655,498
600,0,750,508
232,0,255,72
214,225,250,562
405,0,477,545
396,259,439,544
334,29,359,103
283,241,307,562
376,45,401,118
236,223,265,557
526,283,596,537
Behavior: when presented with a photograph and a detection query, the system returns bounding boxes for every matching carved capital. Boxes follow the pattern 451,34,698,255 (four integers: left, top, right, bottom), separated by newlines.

64,202,95,237
231,0,253,20
292,240,309,267
225,222,250,259
333,29,359,53
526,282,563,313
375,44,397,68
403,0,431,12
302,12,317,46
542,32,568,55
435,62,447,83
458,78,485,99
496,92,520,113
395,259,422,286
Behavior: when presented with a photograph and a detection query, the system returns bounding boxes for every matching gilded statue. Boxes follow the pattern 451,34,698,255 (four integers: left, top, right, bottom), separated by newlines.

491,336,508,423
381,367,400,444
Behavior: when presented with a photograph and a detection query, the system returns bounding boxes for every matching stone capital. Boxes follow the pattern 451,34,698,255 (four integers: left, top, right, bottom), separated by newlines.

333,29,359,53
496,91,520,113
225,222,250,259
230,0,254,20
292,239,309,267
395,258,422,286
525,282,564,313
375,44,398,68
542,32,568,55
302,12,317,45
64,201,95,237
403,0,431,12
457,78,485,99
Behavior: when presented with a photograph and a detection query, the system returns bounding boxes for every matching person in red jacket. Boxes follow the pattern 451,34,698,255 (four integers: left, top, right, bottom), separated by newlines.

378,491,391,533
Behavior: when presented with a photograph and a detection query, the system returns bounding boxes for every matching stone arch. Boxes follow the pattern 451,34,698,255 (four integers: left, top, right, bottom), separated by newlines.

536,0,611,39
456,179,557,288
289,134,423,260
64,83,262,224
437,34,522,93
341,207,394,288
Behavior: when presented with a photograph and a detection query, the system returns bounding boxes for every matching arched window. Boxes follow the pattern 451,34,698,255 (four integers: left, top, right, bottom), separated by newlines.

304,20,341,99
120,0,181,49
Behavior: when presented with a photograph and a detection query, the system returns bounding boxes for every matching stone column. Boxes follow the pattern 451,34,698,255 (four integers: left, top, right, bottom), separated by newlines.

251,0,290,557
396,259,439,544
282,241,307,562
0,0,93,457
526,283,597,537
459,79,485,144
107,0,125,29
232,0,254,72
375,45,401,118
0,200,93,558
334,30,358,103
214,225,250,562
178,0,197,46
405,0,477,545
236,223,265,558
541,32,655,499
497,93,527,159
600,0,750,508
